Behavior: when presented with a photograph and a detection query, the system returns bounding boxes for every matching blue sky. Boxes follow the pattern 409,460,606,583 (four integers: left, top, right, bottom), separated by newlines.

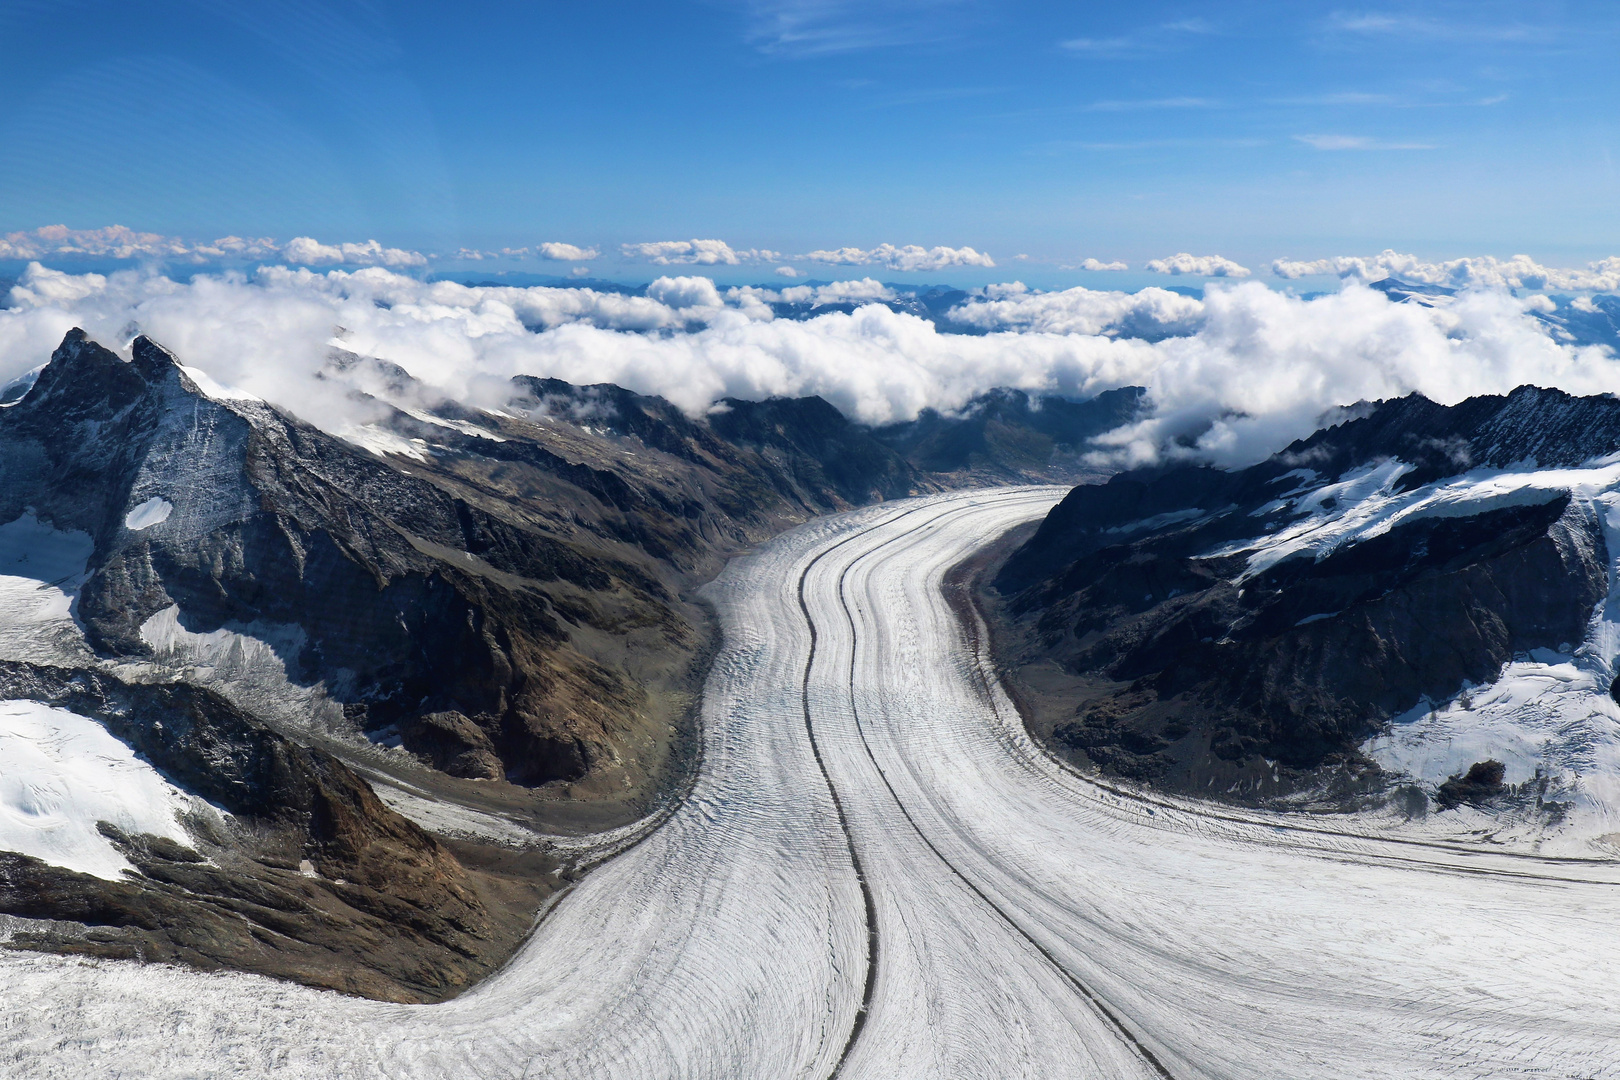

1,0,1617,284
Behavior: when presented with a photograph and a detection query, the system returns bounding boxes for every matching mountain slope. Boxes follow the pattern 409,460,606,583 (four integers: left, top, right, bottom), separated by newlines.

874,386,1144,482
986,386,1620,812
0,327,1146,997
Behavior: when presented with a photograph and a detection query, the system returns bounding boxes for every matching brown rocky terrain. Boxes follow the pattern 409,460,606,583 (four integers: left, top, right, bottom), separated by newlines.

0,661,554,1003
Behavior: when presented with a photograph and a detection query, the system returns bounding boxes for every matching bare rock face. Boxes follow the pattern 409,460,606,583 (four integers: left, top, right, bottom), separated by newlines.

991,387,1618,800
0,328,1151,1000
400,711,505,780
1436,760,1509,808
0,330,943,999
873,386,1145,482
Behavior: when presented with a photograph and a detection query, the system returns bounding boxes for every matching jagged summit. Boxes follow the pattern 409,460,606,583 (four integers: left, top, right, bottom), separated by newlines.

1278,384,1620,488
1001,384,1620,591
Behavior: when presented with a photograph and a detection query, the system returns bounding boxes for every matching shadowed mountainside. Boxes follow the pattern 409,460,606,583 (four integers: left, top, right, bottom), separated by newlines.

986,386,1617,806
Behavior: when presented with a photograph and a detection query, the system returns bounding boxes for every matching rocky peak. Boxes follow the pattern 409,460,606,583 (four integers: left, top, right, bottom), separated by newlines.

1279,384,1620,490
14,328,151,422
1001,385,1620,592
129,333,193,389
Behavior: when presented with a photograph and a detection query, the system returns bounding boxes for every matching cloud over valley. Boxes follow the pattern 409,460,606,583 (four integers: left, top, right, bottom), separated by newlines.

4,262,1616,474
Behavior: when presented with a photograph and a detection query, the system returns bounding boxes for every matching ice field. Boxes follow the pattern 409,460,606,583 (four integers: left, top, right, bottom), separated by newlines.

3,488,1619,1078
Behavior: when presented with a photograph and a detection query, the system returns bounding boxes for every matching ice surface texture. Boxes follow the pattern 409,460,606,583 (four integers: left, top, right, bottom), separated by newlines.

1,489,1619,1077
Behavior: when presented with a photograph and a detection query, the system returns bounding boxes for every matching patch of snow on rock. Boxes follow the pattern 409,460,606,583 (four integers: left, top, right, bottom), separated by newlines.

123,497,173,531
132,605,349,740
336,424,431,462
0,700,201,880
179,365,260,402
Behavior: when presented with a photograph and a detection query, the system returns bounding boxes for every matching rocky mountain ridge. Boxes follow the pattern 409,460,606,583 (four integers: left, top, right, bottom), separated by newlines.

987,385,1620,810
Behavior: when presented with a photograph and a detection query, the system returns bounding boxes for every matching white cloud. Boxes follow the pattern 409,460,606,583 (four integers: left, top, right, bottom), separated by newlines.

1271,250,1620,292
646,275,726,310
775,266,803,278
0,225,426,268
779,278,896,305
1059,36,1136,54
739,0,976,56
3,266,1609,474
1145,253,1251,277
1066,258,1128,272
0,225,194,261
453,247,534,261
537,242,600,262
1324,11,1549,43
800,243,996,272
947,285,1203,337
621,239,782,266
724,278,895,309
1294,134,1434,151
6,264,113,307
280,237,427,269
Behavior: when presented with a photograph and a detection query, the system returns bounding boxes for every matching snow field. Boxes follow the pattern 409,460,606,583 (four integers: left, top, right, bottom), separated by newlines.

0,701,202,880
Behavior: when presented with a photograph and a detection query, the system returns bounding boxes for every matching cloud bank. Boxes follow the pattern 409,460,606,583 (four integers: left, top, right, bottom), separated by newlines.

946,284,1202,336
13,226,1620,300
799,244,996,272
456,242,601,263
1145,252,1251,277
1273,249,1620,292
0,225,425,268
3,263,1613,472
1293,135,1434,151
620,240,784,266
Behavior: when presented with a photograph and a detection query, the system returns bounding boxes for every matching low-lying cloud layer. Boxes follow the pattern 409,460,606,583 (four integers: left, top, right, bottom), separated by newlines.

1145,252,1253,277
0,225,427,268
15,226,1620,297
799,244,997,272
1272,249,1620,292
3,262,1613,471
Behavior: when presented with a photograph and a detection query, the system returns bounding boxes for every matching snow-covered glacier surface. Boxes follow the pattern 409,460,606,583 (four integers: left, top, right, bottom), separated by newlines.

2,488,1620,1078
0,511,95,666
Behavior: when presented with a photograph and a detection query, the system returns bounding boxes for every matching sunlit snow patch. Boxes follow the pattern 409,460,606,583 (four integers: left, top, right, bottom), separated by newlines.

179,365,260,402
1207,458,1620,582
0,366,42,405
133,605,355,737
123,497,173,531
337,424,431,461
0,700,202,880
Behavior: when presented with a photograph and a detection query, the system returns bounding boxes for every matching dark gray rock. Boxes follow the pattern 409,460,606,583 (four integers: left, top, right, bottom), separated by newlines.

991,386,1619,799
